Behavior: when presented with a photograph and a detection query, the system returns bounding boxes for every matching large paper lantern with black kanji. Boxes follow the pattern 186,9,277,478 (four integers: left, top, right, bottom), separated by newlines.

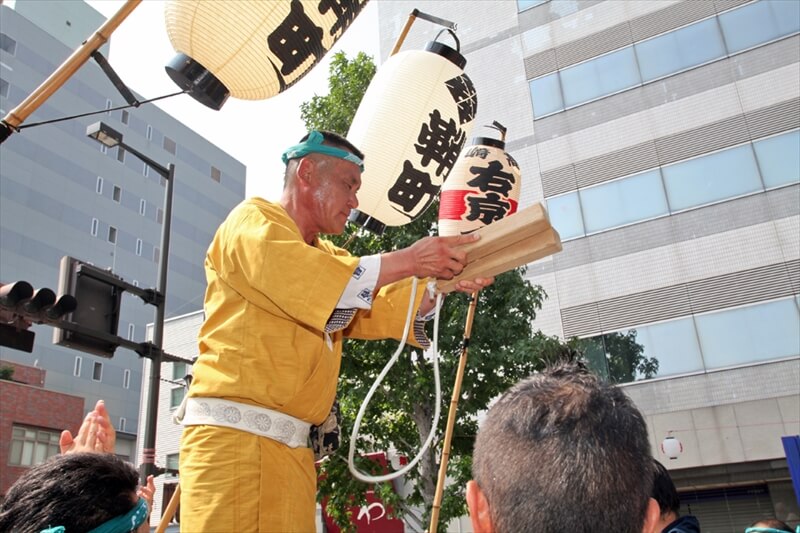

438,131,521,236
347,34,477,233
164,0,369,110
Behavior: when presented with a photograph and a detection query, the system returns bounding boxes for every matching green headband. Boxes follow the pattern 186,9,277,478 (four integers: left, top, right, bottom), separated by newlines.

281,130,364,172
40,496,149,533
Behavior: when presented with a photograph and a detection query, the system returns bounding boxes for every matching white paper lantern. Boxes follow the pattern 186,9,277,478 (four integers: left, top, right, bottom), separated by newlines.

164,0,369,110
348,35,477,232
660,434,683,460
438,130,521,237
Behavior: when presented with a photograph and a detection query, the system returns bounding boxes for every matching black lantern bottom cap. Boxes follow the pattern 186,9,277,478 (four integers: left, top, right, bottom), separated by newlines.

166,53,230,111
348,210,386,235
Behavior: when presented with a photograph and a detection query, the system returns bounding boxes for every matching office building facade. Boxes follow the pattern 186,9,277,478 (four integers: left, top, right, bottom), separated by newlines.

375,0,799,529
0,0,245,476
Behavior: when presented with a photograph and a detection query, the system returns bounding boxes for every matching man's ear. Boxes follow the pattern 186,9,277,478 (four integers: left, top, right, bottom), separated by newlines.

466,480,494,533
641,497,661,533
295,156,316,186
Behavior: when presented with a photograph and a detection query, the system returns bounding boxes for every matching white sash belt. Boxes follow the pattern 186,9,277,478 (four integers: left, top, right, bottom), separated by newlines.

177,397,310,448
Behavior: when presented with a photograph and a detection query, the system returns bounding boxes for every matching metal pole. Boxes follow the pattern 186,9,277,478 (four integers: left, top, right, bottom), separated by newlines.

140,162,175,484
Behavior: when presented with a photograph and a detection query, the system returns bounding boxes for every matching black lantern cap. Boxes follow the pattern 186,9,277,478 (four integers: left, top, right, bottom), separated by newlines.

348,209,386,235
165,53,230,111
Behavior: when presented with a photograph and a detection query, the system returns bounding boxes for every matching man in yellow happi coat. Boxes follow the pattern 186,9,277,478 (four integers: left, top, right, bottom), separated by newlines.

178,131,492,532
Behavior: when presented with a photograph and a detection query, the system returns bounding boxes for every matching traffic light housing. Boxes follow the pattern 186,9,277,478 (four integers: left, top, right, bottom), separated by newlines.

53,256,123,358
0,281,77,353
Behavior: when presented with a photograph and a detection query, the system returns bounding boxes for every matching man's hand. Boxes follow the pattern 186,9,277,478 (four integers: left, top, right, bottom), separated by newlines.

378,233,481,290
60,399,116,454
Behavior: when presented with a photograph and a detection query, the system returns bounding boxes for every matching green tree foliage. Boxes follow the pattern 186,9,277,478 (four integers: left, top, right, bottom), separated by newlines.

300,51,377,135
0,365,14,381
301,52,553,531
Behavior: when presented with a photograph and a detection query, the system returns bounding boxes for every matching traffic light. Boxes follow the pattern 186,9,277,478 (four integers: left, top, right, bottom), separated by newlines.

0,280,77,353
53,256,123,358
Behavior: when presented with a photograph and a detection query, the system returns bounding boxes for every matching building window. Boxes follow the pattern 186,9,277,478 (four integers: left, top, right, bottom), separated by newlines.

90,218,99,237
123,369,131,389
73,356,82,377
173,361,188,380
170,387,186,409
517,0,546,11
118,417,126,432
92,361,103,381
100,143,107,155
121,109,129,125
211,166,221,183
127,323,135,341
107,226,117,244
163,136,176,155
166,453,180,475
117,146,125,163
139,199,146,216
136,238,143,256
112,185,121,203
579,296,800,384
157,208,163,224
8,425,60,466
0,78,9,98
96,176,104,194
153,246,160,263
105,99,112,113
143,163,149,177
0,33,17,55
146,124,153,141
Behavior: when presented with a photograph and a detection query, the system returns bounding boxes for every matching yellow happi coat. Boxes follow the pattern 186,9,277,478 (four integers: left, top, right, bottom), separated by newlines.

180,198,427,532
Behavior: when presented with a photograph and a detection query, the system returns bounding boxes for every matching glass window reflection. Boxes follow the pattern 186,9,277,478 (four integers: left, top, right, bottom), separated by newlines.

633,318,705,377
518,0,547,11
547,192,585,240
695,298,800,368
530,73,564,118
753,130,800,189
560,47,641,108
720,0,800,54
579,170,668,233
636,18,726,82
663,144,762,212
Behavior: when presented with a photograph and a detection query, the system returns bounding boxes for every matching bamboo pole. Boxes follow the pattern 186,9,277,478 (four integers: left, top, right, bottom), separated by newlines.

0,0,142,143
429,291,480,533
390,9,419,56
155,484,181,533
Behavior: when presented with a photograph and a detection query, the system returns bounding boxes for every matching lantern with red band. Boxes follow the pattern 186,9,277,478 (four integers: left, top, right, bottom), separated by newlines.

348,29,477,233
439,125,521,237
164,0,369,110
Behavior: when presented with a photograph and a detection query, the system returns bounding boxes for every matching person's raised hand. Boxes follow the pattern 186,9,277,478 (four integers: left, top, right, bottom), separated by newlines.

60,399,116,454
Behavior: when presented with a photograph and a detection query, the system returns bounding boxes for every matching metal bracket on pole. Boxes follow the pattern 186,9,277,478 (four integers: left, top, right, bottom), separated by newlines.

390,9,458,56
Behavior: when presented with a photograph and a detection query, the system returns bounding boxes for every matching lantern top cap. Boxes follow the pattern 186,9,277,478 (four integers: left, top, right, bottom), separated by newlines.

281,131,365,172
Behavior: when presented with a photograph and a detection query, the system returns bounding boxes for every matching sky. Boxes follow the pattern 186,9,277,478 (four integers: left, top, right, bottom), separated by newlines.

83,0,380,201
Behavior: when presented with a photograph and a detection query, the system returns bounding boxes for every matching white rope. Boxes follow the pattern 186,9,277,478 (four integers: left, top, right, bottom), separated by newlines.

347,277,444,483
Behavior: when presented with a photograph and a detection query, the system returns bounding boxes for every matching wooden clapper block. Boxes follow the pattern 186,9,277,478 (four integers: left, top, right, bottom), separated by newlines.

436,203,562,293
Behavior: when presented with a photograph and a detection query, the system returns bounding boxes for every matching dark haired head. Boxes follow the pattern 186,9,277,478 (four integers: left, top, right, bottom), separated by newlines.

652,459,680,517
472,362,654,533
0,452,139,533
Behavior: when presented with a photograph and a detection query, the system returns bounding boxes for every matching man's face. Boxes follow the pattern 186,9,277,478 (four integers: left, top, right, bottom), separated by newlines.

309,155,361,235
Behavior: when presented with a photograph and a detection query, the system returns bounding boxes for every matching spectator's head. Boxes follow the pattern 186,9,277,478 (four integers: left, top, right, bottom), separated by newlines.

652,459,680,528
0,452,148,533
466,362,660,533
746,518,795,533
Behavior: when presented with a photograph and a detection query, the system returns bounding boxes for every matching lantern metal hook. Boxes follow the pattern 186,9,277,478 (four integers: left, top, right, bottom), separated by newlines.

390,10,458,56
433,28,461,53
